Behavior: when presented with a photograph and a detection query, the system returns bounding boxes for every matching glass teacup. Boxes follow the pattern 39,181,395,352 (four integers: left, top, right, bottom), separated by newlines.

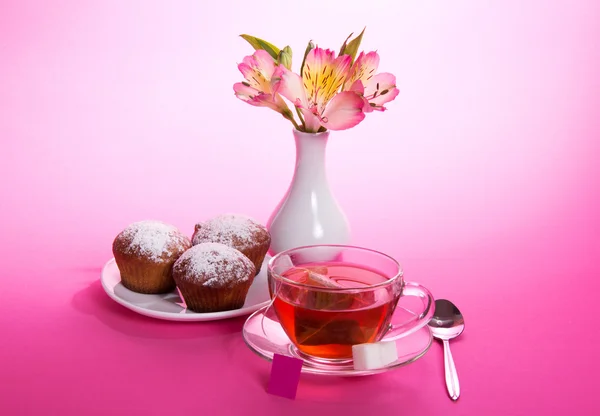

267,245,434,361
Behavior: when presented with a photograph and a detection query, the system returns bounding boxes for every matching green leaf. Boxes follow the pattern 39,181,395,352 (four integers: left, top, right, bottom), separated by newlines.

341,27,365,64
300,40,315,76
239,34,281,60
338,32,353,56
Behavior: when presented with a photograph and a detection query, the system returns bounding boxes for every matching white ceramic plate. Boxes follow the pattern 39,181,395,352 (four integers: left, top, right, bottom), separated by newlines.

100,257,271,321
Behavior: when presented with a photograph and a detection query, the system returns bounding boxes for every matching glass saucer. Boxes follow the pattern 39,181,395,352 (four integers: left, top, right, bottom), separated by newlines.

242,304,433,376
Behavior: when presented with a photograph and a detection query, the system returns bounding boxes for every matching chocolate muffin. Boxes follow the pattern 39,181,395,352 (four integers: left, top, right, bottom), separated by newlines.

112,220,191,294
172,242,256,313
192,214,270,275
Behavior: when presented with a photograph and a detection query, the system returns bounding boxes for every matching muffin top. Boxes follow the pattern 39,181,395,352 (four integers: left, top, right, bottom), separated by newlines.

113,220,191,263
192,214,270,251
173,242,255,288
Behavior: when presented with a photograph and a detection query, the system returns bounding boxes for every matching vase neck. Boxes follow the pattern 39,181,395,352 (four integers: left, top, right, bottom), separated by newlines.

293,130,329,179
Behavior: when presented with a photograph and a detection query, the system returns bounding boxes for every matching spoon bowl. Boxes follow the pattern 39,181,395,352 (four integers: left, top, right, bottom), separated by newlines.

429,300,465,340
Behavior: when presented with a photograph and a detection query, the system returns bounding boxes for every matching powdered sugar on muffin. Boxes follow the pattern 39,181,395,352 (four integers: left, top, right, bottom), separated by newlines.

191,214,271,275
112,220,191,294
116,220,190,262
173,242,255,288
192,214,268,251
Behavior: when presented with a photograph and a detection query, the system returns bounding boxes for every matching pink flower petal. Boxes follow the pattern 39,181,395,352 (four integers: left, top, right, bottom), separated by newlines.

349,79,365,94
304,47,335,75
238,63,254,80
321,91,366,131
372,88,399,111
252,49,276,76
358,51,380,70
238,50,277,92
347,79,373,113
302,112,323,133
303,48,352,110
271,66,320,131
345,51,380,89
254,93,288,113
272,66,308,107
233,82,259,101
234,82,286,113
364,72,396,95
364,72,399,110
241,54,256,67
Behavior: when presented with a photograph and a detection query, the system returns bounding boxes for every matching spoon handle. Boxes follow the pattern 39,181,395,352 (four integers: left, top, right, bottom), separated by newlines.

442,339,460,400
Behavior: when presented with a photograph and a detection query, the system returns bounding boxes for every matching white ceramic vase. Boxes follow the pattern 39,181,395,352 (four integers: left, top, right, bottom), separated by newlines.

266,129,351,255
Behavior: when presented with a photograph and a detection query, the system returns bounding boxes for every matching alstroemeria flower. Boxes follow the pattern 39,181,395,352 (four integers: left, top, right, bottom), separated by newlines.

233,49,288,114
273,47,365,132
344,51,399,112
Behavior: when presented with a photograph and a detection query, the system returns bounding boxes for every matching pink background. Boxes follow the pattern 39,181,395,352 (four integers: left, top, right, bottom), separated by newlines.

1,0,599,414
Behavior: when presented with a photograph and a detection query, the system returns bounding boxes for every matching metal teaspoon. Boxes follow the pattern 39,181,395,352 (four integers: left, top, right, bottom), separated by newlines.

428,299,465,400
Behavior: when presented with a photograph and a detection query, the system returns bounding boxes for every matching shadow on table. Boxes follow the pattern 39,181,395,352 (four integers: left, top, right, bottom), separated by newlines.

226,336,427,409
250,369,424,408
297,373,423,406
71,279,246,340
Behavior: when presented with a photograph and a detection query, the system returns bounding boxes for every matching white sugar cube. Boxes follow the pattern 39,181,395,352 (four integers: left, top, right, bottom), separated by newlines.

352,341,398,371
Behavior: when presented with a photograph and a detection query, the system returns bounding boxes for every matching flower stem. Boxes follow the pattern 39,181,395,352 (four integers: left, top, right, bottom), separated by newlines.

288,116,300,130
294,107,306,130
282,108,300,130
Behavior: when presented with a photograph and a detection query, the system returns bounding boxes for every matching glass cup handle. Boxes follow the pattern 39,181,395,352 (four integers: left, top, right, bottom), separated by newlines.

381,281,435,341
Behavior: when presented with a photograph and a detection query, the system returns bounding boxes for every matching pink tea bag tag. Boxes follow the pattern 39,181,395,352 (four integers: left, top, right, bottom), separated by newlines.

267,354,303,400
